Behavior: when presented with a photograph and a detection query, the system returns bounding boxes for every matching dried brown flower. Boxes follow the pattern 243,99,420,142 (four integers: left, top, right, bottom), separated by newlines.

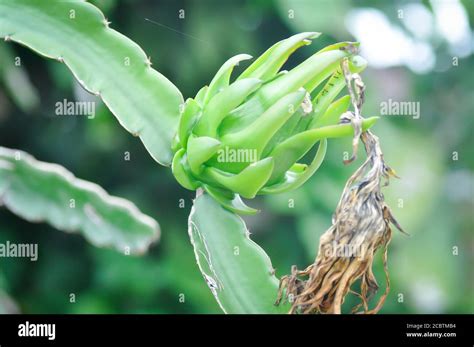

275,58,405,314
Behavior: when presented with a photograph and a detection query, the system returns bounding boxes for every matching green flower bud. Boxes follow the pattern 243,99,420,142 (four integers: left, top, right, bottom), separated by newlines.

171,33,378,214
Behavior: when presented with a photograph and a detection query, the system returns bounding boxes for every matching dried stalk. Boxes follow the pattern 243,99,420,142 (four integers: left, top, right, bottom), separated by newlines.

276,57,406,314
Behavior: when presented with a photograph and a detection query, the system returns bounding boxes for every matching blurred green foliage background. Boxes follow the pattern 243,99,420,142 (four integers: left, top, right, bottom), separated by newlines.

0,0,472,314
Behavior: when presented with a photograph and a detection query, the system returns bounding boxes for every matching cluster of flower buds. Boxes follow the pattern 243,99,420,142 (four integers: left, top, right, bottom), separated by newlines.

171,32,378,214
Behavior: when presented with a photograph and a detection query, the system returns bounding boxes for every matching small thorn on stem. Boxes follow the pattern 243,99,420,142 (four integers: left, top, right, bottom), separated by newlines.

145,56,152,67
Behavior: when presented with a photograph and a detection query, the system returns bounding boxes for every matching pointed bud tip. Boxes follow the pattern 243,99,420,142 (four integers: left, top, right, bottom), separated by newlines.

239,53,253,60
351,55,368,69
304,32,321,39
300,32,322,46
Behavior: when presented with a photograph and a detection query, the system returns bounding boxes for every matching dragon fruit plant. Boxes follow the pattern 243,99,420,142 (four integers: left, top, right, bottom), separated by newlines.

0,0,396,314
